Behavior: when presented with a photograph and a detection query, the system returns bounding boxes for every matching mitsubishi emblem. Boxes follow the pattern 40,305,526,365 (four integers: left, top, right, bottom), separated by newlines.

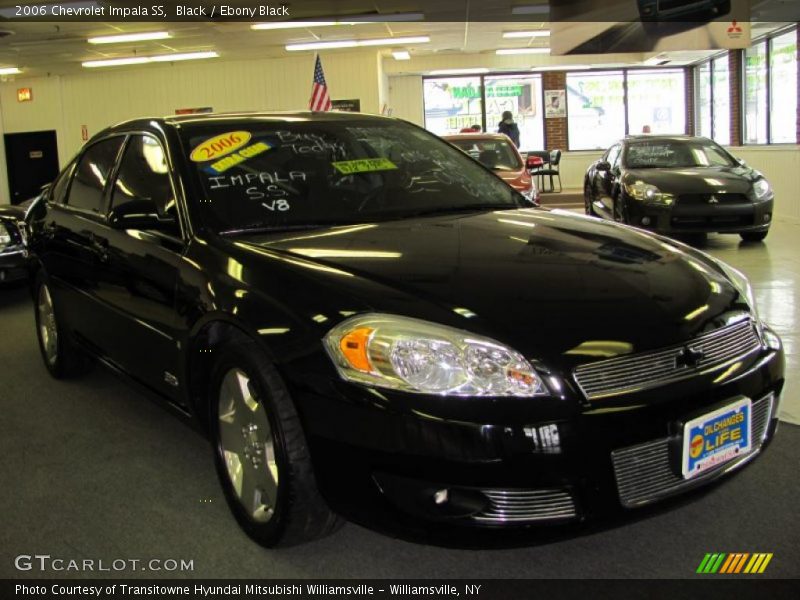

708,195,720,204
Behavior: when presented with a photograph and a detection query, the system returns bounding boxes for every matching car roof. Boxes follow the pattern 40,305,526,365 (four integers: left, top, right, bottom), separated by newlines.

442,133,510,142
623,134,711,143
96,111,396,138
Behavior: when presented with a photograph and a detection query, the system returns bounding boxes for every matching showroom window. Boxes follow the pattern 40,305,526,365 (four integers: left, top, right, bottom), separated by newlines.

626,69,686,135
567,71,625,150
743,27,797,145
769,29,798,143
566,69,686,150
744,41,768,144
423,74,545,150
694,55,730,145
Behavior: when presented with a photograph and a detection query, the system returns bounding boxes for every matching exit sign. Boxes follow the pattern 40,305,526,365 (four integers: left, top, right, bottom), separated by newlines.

17,88,32,102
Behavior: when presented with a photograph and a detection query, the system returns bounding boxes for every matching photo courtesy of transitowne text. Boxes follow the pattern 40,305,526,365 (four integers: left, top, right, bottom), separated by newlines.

1,0,799,599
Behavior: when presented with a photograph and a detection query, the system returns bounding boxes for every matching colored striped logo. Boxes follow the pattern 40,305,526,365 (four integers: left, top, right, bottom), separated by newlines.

696,553,773,574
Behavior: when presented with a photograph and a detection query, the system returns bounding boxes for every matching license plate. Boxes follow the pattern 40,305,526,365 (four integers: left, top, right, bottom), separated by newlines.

682,397,752,479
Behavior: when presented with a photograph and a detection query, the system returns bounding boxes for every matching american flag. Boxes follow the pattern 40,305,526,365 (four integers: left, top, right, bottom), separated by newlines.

309,54,332,112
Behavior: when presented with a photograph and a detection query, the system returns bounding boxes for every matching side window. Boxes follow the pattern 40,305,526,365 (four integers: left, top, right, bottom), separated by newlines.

65,137,124,213
606,145,621,169
49,160,76,205
110,135,179,236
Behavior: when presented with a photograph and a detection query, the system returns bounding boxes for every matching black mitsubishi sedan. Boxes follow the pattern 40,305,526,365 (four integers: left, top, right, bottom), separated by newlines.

27,113,784,547
584,135,774,241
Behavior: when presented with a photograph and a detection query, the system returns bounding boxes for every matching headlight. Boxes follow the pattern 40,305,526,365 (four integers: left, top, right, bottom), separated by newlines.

753,178,771,200
706,254,758,318
324,314,547,397
624,181,674,205
0,223,11,248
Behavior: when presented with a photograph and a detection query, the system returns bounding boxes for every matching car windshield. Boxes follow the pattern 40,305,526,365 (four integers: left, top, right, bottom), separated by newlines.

447,138,523,171
180,118,523,234
624,139,736,169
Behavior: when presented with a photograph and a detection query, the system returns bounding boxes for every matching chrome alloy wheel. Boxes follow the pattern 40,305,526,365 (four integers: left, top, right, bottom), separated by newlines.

38,284,58,366
217,368,279,523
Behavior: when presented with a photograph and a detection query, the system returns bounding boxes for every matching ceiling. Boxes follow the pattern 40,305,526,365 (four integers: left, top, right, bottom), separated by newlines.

0,0,792,77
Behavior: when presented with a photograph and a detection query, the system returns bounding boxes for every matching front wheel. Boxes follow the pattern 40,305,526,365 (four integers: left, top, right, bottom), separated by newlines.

34,274,92,378
584,183,595,216
210,342,342,547
740,230,768,243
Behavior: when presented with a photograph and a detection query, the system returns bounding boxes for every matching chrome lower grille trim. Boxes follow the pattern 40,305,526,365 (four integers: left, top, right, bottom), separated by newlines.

612,393,774,509
573,320,762,400
473,489,577,524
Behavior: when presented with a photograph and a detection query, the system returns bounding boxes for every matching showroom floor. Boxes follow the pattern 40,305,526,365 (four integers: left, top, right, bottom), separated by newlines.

0,218,798,579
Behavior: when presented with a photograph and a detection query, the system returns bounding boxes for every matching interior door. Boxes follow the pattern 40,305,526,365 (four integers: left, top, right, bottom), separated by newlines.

97,134,184,401
4,131,60,204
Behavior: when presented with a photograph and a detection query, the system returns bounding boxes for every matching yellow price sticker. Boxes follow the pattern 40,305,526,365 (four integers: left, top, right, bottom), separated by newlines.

332,158,398,175
208,142,272,174
191,131,252,163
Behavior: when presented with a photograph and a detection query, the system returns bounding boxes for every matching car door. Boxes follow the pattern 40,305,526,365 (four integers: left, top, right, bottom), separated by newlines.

38,136,125,351
96,133,185,402
597,143,622,218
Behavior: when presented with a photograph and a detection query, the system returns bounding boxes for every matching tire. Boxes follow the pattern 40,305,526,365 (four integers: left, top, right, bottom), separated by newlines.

209,342,342,547
34,273,92,379
613,196,628,224
584,182,595,216
740,230,768,243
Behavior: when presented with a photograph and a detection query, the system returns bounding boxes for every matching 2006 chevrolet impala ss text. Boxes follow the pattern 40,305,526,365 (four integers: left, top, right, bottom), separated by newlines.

26,112,784,547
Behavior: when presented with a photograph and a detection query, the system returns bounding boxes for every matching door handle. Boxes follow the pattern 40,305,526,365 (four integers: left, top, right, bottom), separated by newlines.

89,233,110,261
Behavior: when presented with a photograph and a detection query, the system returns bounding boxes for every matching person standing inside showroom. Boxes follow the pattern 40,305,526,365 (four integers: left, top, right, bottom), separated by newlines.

497,110,520,147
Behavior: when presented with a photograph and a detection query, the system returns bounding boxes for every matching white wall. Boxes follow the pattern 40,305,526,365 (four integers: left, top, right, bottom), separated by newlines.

0,51,382,203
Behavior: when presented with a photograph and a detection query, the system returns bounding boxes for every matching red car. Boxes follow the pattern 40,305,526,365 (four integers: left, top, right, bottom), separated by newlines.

443,133,541,206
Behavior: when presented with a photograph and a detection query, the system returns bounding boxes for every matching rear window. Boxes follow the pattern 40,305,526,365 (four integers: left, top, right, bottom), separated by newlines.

447,138,523,171
180,119,522,234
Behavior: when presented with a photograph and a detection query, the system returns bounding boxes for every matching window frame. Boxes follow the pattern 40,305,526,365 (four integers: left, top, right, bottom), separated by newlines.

106,132,187,242
693,52,731,145
739,24,797,145
62,134,127,216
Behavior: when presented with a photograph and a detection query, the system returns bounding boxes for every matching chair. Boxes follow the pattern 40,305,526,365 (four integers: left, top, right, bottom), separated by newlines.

536,149,562,193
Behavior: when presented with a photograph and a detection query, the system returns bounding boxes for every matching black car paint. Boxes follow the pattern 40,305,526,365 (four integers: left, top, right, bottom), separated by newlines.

584,136,774,235
28,114,784,539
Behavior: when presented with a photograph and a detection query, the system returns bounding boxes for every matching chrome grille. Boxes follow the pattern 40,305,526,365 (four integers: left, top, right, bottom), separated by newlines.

612,393,774,508
573,320,761,400
472,489,577,524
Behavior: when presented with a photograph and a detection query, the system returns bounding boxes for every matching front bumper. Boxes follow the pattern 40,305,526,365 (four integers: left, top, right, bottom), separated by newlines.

292,341,784,539
625,196,773,235
0,246,28,283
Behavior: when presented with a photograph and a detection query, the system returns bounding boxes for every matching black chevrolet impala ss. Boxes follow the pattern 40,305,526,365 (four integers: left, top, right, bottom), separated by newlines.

27,113,784,547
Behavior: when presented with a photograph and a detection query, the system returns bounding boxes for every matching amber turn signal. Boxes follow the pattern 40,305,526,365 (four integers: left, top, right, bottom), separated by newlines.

339,327,374,372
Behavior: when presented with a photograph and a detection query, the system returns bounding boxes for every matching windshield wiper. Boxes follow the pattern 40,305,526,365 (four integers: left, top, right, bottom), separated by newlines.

219,223,331,236
401,204,519,219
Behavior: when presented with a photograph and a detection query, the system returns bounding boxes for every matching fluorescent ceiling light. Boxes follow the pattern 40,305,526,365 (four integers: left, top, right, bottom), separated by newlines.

533,65,591,71
429,68,489,75
392,50,411,60
88,31,171,44
286,36,429,51
503,30,550,38
345,12,424,22
511,4,550,15
0,67,22,75
252,21,361,30
496,48,551,55
83,51,218,68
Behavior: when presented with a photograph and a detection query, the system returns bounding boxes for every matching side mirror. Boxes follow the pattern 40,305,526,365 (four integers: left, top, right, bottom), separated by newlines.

108,199,177,232
596,160,612,172
526,156,544,170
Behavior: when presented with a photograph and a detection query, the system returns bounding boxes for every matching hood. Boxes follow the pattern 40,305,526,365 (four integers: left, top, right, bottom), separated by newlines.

236,209,744,368
624,165,757,195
